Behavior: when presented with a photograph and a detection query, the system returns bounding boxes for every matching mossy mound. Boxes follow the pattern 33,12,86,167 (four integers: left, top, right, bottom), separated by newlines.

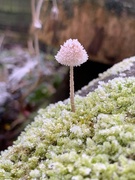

1,77,135,179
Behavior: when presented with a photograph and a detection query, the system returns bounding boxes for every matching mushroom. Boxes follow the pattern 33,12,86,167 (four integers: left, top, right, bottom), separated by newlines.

55,39,88,112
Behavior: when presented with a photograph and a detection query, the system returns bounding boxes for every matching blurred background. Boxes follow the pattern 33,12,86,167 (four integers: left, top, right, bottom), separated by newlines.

0,0,135,150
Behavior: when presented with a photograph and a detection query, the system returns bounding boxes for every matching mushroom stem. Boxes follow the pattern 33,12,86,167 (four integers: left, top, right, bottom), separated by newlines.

70,66,75,112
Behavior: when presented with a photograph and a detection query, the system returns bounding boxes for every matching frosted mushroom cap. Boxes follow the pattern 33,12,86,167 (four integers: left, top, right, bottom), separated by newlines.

55,39,88,66
33,19,42,29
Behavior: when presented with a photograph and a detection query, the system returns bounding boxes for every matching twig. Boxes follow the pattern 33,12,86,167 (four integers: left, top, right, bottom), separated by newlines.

35,0,44,20
34,32,40,56
0,34,5,51
31,0,36,22
21,73,42,101
53,0,57,6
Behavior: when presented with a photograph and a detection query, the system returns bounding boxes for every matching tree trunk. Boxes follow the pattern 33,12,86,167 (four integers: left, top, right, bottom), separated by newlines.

1,0,135,64
39,0,135,64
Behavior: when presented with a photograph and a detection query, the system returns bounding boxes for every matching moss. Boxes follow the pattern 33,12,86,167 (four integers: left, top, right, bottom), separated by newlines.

1,77,135,179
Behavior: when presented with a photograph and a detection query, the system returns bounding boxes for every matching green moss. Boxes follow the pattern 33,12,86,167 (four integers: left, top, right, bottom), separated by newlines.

1,77,135,179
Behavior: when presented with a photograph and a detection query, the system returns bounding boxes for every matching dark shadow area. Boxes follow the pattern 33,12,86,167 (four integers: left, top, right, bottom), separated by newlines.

74,60,112,91
52,60,112,102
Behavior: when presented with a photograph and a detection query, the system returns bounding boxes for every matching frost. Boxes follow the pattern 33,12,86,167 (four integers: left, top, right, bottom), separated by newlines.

77,56,135,96
99,56,135,77
72,175,83,180
79,167,91,175
29,169,41,178
1,77,135,179
55,39,88,66
70,125,82,135
0,82,11,105
93,163,106,170
9,60,38,83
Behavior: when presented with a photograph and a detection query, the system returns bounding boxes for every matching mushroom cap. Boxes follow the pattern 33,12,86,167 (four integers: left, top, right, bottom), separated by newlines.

55,39,88,66
33,19,42,29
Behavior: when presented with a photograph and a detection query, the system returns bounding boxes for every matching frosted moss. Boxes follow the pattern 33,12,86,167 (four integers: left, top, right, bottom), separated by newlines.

1,77,135,179
77,56,135,95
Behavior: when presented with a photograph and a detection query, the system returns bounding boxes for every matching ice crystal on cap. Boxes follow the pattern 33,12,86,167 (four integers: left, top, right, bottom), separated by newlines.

55,39,88,66
33,19,42,29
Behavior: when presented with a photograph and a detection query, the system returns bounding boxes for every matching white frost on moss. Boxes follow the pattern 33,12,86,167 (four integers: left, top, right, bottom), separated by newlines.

70,125,82,135
77,56,135,95
1,77,135,179
29,169,41,178
99,56,135,77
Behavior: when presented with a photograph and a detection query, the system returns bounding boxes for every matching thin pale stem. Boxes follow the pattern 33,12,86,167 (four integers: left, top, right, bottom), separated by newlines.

31,0,36,22
35,0,44,20
53,0,57,6
34,32,39,56
34,32,42,73
70,66,75,112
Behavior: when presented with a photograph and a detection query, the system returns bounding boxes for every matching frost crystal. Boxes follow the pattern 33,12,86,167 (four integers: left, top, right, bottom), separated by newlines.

33,19,42,29
29,169,40,178
0,82,11,105
9,60,38,83
1,77,135,179
70,125,82,135
55,39,88,66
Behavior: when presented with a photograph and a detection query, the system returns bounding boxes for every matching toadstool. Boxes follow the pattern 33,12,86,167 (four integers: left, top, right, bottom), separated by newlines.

55,39,88,112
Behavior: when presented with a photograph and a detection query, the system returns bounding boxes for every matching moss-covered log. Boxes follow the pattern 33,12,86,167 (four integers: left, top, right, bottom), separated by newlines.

1,56,135,179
